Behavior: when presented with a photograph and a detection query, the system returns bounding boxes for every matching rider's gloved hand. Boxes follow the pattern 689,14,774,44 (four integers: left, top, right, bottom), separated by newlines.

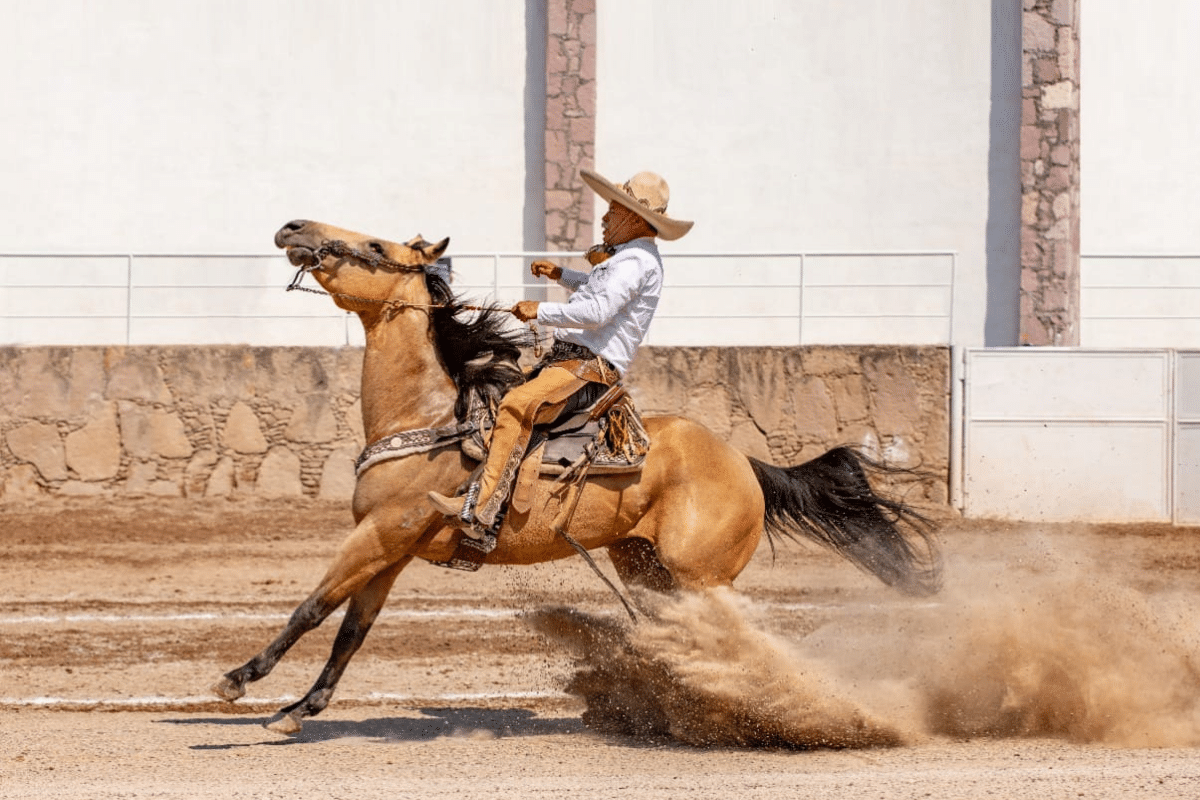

511,301,540,322
530,260,563,281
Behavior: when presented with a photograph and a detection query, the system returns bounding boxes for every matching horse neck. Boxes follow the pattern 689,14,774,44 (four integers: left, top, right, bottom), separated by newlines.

358,310,458,442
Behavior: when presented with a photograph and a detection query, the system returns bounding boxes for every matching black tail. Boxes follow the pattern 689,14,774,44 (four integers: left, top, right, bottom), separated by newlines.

748,446,942,596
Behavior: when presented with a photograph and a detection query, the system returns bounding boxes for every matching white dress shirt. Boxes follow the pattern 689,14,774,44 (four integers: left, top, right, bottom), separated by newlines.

535,237,663,376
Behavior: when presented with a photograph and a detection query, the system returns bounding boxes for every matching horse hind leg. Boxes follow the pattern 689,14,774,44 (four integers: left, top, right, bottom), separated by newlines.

263,557,411,735
607,537,675,597
607,498,761,604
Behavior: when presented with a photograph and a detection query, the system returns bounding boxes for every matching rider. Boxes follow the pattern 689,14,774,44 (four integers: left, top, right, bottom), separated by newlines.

428,168,693,535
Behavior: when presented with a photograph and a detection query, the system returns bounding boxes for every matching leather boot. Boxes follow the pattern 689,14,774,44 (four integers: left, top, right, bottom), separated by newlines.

427,491,467,518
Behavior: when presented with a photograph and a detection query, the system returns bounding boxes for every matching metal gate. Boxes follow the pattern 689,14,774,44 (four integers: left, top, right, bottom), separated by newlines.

958,348,1200,524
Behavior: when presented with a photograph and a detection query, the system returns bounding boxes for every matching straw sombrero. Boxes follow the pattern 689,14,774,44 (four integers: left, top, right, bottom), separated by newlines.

581,169,693,240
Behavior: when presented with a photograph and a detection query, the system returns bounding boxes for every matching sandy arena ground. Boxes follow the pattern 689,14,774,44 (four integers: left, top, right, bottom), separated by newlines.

4,497,1200,798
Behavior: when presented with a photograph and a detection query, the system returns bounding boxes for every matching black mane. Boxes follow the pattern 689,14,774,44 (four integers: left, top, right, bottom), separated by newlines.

425,273,530,419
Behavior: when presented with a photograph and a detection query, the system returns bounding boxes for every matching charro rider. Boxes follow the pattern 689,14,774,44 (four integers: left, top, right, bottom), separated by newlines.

428,168,693,535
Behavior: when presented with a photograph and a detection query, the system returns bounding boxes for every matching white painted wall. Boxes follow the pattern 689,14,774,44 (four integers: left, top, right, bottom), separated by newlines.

0,1,531,255
1081,0,1200,255
1080,1,1200,346
14,1,1200,349
2,0,1021,347
595,0,1012,347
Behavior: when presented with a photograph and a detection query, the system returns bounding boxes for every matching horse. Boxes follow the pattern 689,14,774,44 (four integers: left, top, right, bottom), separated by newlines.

210,219,941,735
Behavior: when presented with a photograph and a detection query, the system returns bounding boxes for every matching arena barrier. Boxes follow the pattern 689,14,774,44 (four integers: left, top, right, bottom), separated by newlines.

0,345,951,506
957,348,1200,524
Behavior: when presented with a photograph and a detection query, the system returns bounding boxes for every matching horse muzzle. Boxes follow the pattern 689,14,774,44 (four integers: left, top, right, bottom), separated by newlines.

285,246,319,269
275,219,311,247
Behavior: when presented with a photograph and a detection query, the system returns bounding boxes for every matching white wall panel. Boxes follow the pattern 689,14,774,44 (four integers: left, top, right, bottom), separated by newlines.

1177,352,1200,523
966,421,1169,522
1177,426,1200,525
962,349,1200,523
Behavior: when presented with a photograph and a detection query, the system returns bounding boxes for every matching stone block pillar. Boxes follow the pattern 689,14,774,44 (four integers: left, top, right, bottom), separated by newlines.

1019,0,1081,345
544,0,597,252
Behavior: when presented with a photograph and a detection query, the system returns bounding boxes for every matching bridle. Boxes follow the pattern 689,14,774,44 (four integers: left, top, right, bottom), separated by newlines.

285,239,492,313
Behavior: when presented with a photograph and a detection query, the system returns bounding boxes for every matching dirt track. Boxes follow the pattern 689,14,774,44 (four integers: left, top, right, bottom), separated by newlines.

4,498,1200,798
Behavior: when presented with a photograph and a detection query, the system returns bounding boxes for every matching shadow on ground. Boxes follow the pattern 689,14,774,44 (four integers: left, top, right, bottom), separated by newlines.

167,706,586,749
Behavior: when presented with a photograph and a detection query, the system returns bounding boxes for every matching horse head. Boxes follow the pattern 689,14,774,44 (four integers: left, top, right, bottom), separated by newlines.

275,219,449,315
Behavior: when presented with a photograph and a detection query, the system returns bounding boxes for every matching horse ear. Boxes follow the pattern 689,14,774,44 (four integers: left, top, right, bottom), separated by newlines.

427,237,450,261
404,234,431,249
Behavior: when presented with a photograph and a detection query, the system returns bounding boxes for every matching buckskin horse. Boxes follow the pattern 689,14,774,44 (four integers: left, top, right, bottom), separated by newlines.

210,220,941,734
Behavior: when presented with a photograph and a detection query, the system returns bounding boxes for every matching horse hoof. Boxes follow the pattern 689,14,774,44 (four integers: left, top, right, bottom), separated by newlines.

264,712,303,736
210,676,245,702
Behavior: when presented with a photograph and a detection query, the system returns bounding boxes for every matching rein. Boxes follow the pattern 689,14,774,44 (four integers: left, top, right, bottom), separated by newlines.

285,239,493,313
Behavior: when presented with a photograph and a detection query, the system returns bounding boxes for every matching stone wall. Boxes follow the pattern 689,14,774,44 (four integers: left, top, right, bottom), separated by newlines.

544,0,597,253
0,346,950,505
625,347,950,505
1019,0,1081,345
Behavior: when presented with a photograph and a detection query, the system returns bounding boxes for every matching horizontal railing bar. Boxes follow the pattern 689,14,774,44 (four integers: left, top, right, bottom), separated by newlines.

0,250,958,259
800,283,952,289
0,253,283,259
969,416,1169,424
659,251,957,258
1082,253,1200,259
452,283,951,291
4,281,955,291
6,284,297,290
1086,315,1200,320
4,315,351,320
5,313,950,321
657,316,945,321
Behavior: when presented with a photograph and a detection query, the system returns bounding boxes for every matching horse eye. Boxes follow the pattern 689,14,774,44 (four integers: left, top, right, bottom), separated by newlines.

368,242,385,256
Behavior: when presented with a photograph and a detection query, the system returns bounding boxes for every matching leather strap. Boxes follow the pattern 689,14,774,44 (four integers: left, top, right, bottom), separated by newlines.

551,358,618,386
588,383,629,420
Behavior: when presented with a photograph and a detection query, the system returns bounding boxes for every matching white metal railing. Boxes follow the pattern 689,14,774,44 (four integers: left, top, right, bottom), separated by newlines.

0,250,957,347
1081,253,1200,348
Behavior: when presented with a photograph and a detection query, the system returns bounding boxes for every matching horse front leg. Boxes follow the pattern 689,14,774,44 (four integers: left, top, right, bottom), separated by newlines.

210,589,342,702
263,556,412,735
210,518,399,703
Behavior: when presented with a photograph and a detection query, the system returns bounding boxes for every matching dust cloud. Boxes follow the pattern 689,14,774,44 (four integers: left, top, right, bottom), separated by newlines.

529,530,1200,749
529,591,904,749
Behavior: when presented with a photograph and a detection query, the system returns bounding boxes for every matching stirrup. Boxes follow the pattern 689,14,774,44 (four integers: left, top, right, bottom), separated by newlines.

457,482,480,526
460,506,506,553
433,481,481,535
429,507,505,572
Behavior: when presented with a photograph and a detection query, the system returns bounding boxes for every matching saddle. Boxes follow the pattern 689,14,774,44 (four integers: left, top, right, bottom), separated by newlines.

462,379,651,479
433,375,651,572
